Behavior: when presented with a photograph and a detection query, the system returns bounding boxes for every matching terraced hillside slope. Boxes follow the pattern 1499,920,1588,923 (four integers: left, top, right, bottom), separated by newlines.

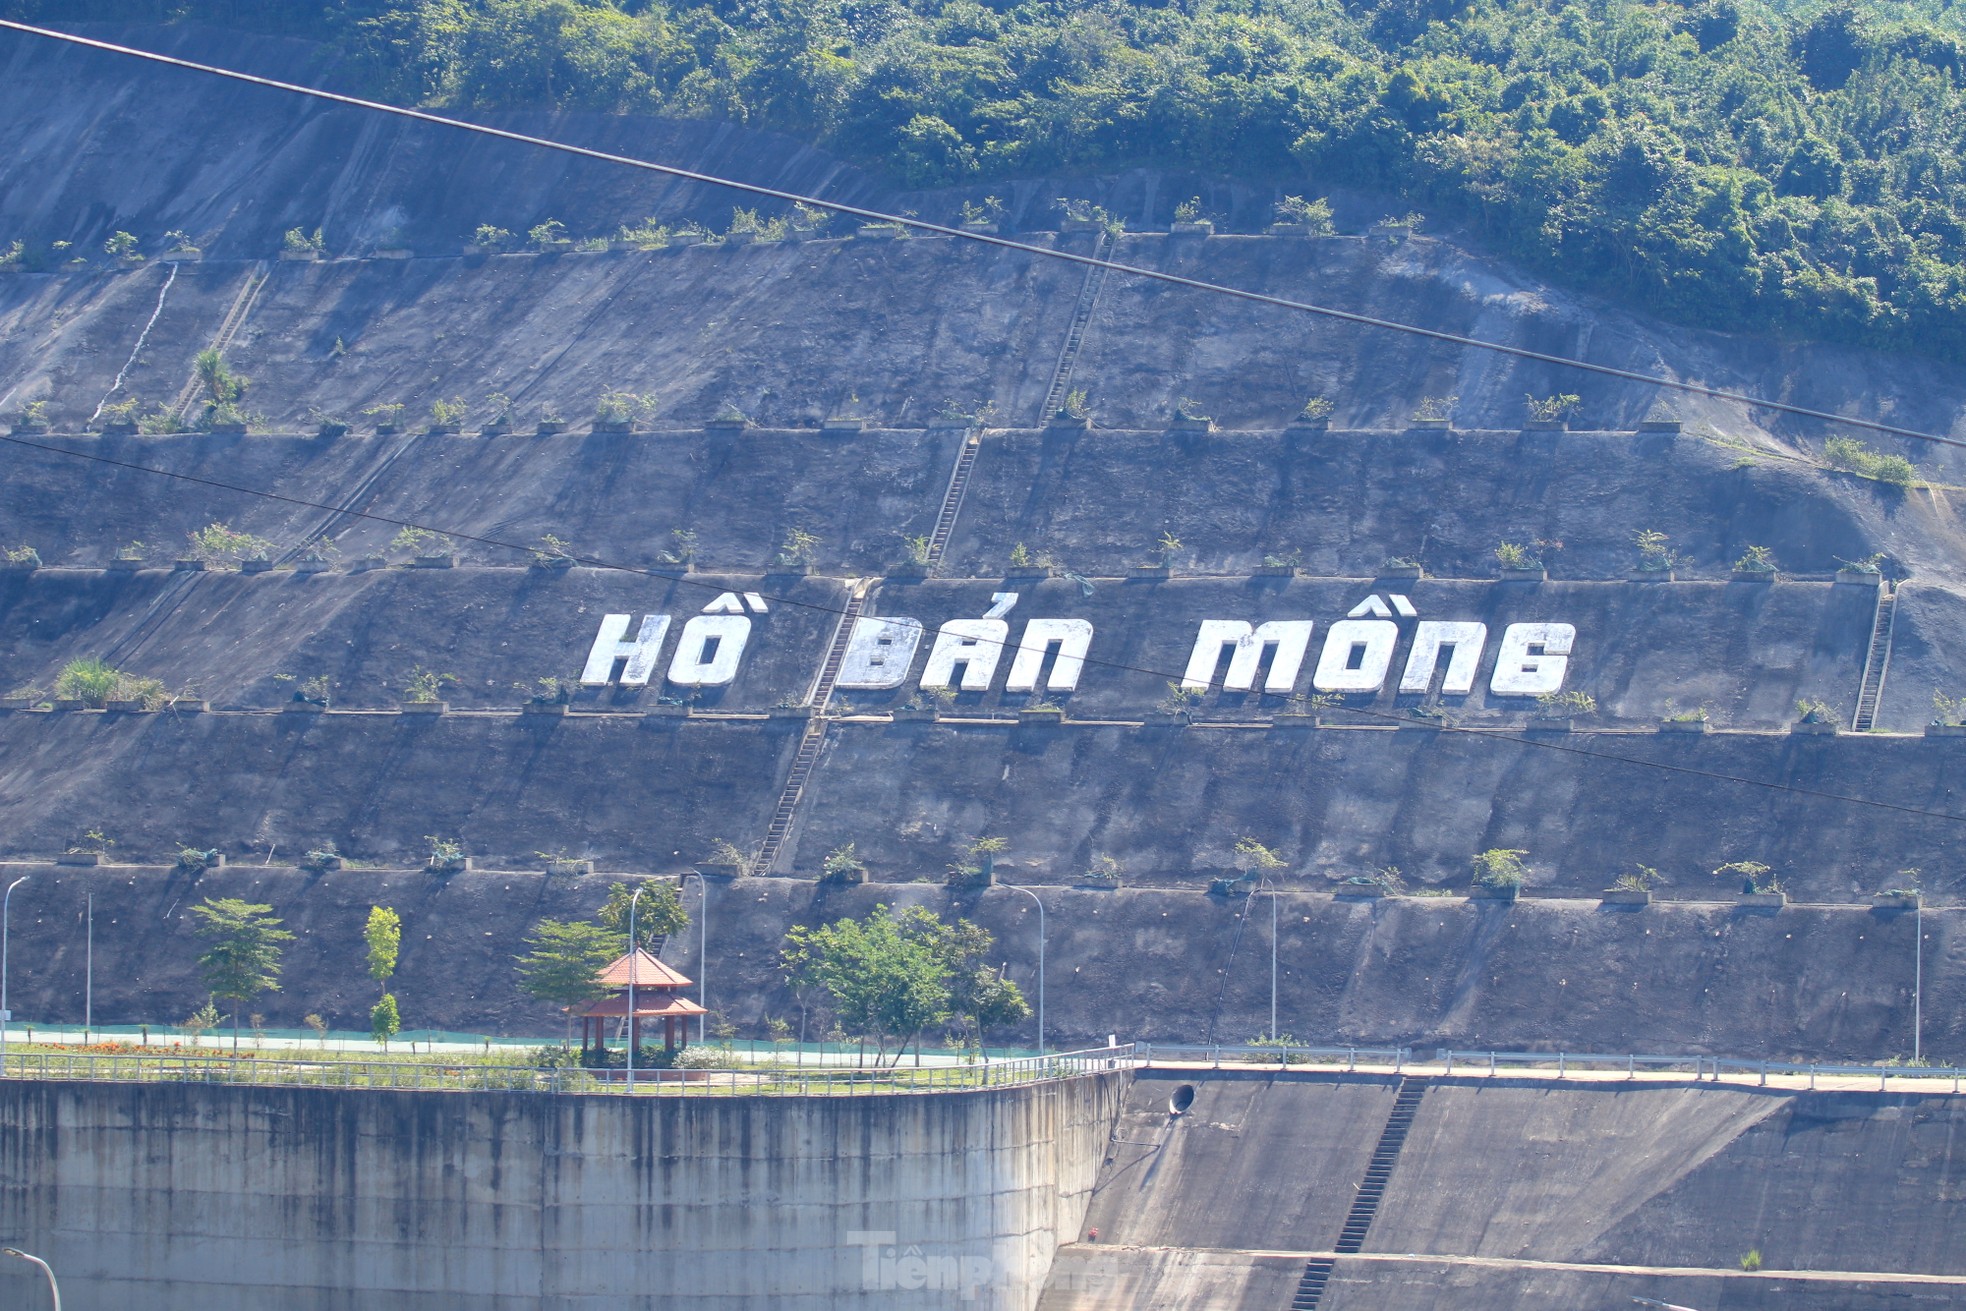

2,24,1965,1063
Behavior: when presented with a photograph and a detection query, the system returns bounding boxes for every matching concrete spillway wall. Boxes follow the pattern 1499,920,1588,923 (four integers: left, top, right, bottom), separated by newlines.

0,1070,1128,1310
1042,1070,1966,1311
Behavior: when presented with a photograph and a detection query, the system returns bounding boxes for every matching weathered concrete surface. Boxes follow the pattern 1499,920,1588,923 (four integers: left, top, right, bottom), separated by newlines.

1037,1071,1966,1310
0,429,961,574
0,714,799,871
801,721,1966,900
1042,1247,1958,1311
0,1071,1128,1310
11,874,1951,1062
0,568,852,711
945,426,1945,582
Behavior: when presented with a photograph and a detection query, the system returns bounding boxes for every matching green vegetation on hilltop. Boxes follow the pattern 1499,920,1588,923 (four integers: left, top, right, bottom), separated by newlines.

15,1,1966,357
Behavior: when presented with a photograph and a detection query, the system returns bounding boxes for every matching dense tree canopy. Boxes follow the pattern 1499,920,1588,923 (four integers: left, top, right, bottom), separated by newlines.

18,0,1966,356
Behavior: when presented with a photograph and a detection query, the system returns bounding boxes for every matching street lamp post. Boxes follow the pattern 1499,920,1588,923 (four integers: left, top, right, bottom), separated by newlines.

2,876,26,1072
1915,895,1924,1064
1266,878,1279,1041
1003,885,1046,1055
682,873,708,1044
4,1247,61,1311
625,884,645,1092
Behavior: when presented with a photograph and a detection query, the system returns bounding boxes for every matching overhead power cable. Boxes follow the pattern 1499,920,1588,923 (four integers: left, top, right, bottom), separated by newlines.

4,427,1964,830
1,18,1962,449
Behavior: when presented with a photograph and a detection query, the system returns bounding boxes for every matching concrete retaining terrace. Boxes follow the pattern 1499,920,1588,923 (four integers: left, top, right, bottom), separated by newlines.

0,1069,1128,1311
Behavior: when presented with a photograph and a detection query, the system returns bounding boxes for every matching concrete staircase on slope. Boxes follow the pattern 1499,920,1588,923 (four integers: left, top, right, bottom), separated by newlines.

1852,587,1898,733
753,587,866,874
1289,1077,1427,1310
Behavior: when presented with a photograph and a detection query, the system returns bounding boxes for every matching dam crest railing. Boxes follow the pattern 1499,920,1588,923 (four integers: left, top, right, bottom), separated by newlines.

0,1044,1134,1097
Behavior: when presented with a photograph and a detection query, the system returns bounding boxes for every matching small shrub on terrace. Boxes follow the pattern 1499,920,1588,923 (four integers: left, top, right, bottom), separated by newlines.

594,391,654,426
103,230,140,260
55,658,164,707
283,227,324,255
528,219,568,249
1934,692,1966,727
1273,195,1334,232
822,842,866,882
959,196,1005,224
188,522,276,567
1633,529,1675,571
1525,392,1580,422
1536,689,1597,715
1494,541,1542,570
1734,544,1778,573
472,224,512,248
1823,436,1915,488
402,667,457,704
1472,848,1529,888
97,396,142,426
778,527,821,566
1299,395,1335,421
389,527,450,558
1795,698,1839,725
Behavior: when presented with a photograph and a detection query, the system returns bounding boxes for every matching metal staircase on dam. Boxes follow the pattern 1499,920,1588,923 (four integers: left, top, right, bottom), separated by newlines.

1289,1077,1428,1311
172,261,268,421
1037,229,1114,423
1852,587,1898,733
753,587,867,874
926,432,980,563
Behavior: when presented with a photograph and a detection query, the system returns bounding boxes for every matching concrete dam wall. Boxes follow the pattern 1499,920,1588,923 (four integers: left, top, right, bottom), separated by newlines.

1041,1070,1966,1311
0,1070,1128,1310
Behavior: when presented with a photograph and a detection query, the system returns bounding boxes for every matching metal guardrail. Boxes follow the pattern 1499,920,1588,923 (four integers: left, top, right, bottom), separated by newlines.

0,1044,1136,1097
1136,1041,1966,1090
1435,1049,1966,1089
1137,1042,1412,1071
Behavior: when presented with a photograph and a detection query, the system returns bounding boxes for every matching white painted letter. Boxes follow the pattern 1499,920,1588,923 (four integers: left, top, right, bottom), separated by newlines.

1006,618,1094,692
921,619,1008,691
667,615,750,687
581,613,671,686
1490,622,1575,696
1313,619,1399,692
1184,620,1315,692
835,617,925,689
1399,621,1488,694
1183,620,1250,690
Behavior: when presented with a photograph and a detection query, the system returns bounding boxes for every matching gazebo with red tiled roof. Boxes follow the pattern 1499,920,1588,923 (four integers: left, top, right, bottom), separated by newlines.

578,949,707,1055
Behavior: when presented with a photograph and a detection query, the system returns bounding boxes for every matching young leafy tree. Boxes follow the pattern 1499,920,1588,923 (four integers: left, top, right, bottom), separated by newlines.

781,906,951,1066
597,880,688,952
190,898,294,1051
364,905,402,1041
365,905,401,985
370,993,401,1048
896,907,1030,1053
515,919,619,1044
